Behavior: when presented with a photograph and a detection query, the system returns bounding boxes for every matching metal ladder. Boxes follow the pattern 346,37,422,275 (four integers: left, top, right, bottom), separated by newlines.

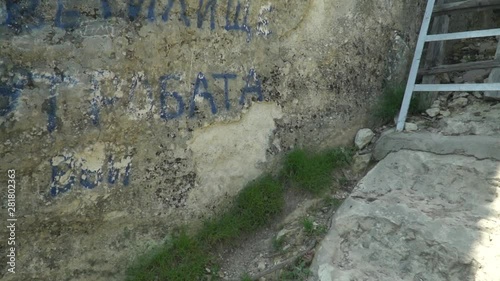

396,0,500,131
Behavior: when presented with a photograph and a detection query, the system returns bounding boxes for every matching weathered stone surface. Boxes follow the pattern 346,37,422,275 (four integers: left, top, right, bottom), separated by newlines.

404,122,417,132
373,131,500,162
485,35,500,100
310,150,500,281
351,153,372,175
449,97,469,108
354,128,375,150
0,0,425,279
439,102,500,136
472,91,483,99
439,109,451,117
426,107,441,117
462,69,489,83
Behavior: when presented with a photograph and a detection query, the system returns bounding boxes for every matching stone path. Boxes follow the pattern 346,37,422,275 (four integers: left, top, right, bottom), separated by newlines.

310,36,500,281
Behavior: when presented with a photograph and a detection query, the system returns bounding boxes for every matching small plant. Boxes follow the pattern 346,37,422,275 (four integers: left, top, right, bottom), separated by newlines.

323,196,343,209
315,224,328,235
372,84,426,124
198,175,284,246
127,175,285,280
240,273,253,281
282,147,353,194
272,235,286,251
279,260,312,280
125,231,209,281
302,217,315,235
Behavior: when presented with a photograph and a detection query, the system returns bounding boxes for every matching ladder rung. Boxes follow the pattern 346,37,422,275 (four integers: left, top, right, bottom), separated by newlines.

419,59,500,75
414,83,500,91
426,28,500,42
434,0,500,15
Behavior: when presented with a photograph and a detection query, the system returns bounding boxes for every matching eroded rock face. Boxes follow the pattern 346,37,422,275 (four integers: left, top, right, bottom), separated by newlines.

310,150,500,281
0,0,424,280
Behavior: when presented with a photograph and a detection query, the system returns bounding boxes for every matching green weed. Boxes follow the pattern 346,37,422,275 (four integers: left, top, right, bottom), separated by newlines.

272,235,286,251
302,218,314,235
127,146,352,280
279,260,312,280
125,231,209,281
282,148,353,194
240,273,253,281
198,175,284,246
373,84,426,124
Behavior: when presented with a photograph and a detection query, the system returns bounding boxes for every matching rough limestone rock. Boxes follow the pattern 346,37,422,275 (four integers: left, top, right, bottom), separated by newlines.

449,97,469,108
426,107,441,117
310,150,500,281
439,103,500,136
351,153,372,175
0,0,425,280
354,128,375,150
404,122,417,132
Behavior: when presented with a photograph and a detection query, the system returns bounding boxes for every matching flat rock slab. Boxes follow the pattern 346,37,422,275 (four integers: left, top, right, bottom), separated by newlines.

310,150,500,281
373,131,500,161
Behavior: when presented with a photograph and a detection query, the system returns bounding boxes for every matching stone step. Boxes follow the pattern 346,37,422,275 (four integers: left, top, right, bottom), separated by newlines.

310,149,500,281
373,131,500,161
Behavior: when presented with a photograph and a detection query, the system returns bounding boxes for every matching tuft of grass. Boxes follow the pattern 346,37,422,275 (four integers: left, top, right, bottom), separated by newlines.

372,84,427,124
282,147,353,194
323,196,344,209
198,175,284,246
279,260,312,280
127,175,284,281
127,146,352,280
125,231,209,281
272,235,286,251
302,217,314,235
240,273,253,281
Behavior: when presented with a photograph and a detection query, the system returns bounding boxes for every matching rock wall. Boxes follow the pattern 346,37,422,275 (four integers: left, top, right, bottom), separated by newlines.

0,0,424,280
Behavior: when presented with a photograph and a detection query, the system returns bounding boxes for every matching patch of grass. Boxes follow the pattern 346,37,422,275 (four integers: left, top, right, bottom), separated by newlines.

323,196,344,209
198,175,284,246
125,231,209,281
127,145,353,280
240,273,253,281
372,84,427,124
126,175,285,281
301,217,328,237
302,217,314,235
279,260,312,281
282,147,354,194
272,235,286,251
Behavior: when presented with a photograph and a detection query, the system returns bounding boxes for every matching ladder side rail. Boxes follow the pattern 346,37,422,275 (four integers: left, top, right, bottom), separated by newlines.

414,83,500,91
396,0,437,131
426,28,500,41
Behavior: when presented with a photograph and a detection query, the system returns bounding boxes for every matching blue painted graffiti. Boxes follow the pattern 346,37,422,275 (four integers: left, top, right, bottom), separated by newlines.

50,155,76,196
162,0,191,26
225,0,252,42
2,0,272,41
159,75,185,120
189,73,218,117
90,71,118,126
4,0,44,32
55,0,81,29
212,73,237,110
31,73,78,132
80,169,103,189
88,69,261,124
0,85,21,117
50,153,132,197
101,0,113,19
240,69,262,105
4,68,262,131
107,155,132,186
197,0,217,30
